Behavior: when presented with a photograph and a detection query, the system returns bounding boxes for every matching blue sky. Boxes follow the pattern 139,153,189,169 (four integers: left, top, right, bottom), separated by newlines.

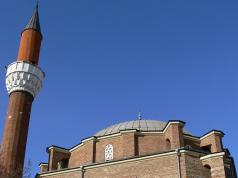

0,0,238,176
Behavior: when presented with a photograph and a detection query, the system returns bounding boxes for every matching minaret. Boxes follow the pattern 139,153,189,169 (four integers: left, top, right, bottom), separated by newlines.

0,3,44,178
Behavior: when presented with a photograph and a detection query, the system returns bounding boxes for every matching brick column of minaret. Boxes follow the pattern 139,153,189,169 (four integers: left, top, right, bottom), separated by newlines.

0,4,44,178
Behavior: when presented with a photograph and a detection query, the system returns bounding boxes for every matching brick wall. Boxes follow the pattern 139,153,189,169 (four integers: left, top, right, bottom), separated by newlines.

38,153,179,178
69,139,95,167
85,154,178,178
137,134,166,155
121,132,136,157
184,153,212,177
38,151,234,178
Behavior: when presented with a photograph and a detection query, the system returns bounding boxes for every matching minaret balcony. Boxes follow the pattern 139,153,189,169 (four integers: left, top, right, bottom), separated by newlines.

6,61,44,98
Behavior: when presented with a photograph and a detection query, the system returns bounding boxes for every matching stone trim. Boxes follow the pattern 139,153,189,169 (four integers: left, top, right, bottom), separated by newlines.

81,136,97,143
139,131,164,135
69,143,84,152
6,61,44,97
120,129,137,134
96,133,121,140
47,146,70,154
39,163,48,167
200,152,225,160
163,120,185,133
200,130,224,140
70,137,97,152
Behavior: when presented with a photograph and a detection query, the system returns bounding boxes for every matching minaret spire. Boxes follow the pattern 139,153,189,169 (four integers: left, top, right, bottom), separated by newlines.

0,3,44,178
24,0,41,33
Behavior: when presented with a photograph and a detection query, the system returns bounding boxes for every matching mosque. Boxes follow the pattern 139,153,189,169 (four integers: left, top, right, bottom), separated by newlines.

0,3,236,178
37,119,237,178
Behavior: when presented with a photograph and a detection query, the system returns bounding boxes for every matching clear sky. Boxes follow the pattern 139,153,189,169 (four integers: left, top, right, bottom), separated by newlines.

0,0,238,176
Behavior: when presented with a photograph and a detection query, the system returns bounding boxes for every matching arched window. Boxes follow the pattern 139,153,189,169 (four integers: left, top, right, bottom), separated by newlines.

57,159,69,170
204,164,211,170
166,139,171,150
105,144,113,161
204,164,212,178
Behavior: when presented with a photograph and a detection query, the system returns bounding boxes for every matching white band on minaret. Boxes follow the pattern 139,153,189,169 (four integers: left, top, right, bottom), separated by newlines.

5,61,44,98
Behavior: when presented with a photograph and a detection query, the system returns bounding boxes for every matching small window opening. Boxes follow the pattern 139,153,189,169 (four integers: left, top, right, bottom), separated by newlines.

201,145,211,153
204,165,211,170
105,144,113,161
166,139,171,150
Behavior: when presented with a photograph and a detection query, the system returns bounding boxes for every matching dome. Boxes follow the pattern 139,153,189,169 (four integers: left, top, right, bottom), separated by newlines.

94,119,191,137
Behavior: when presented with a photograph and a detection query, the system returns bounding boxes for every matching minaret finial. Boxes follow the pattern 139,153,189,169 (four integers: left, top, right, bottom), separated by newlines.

36,0,39,9
138,111,142,120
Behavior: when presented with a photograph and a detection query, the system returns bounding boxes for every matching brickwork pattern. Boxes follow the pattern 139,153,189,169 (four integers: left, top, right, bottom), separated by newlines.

69,140,95,167
39,154,179,178
184,153,212,178
137,134,166,155
202,156,226,178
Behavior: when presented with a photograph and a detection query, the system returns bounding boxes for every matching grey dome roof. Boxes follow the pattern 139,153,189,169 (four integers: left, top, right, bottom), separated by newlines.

94,120,191,137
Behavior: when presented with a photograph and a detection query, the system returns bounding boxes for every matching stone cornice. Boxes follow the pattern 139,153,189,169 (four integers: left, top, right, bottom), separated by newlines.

200,130,224,140
200,152,225,160
163,120,185,133
47,146,70,154
39,163,48,167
